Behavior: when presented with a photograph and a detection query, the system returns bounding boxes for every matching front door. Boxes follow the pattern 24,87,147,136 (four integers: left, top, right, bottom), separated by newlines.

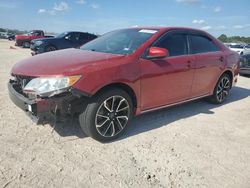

140,32,195,111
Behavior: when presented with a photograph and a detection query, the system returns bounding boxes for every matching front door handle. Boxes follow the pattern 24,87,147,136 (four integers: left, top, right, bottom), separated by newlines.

187,60,192,68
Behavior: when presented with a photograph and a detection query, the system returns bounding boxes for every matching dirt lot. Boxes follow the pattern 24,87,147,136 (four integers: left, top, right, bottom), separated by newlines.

0,39,249,188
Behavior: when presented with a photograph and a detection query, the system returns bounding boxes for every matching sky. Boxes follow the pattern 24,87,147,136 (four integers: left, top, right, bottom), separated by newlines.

0,0,250,37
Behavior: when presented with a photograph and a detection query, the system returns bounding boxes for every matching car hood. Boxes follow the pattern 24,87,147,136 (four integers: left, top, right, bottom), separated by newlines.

12,49,125,77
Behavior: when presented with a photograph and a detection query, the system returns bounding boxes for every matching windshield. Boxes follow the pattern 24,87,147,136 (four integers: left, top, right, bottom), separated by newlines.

55,32,68,38
80,28,158,55
27,31,35,36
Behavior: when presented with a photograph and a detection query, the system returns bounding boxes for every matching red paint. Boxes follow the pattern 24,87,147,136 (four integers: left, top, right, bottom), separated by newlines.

15,30,45,44
11,27,240,115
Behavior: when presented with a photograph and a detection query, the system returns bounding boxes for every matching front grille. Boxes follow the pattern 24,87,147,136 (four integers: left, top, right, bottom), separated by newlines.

11,75,35,98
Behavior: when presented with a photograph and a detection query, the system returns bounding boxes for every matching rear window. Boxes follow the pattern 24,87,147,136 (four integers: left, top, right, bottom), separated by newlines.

189,35,219,54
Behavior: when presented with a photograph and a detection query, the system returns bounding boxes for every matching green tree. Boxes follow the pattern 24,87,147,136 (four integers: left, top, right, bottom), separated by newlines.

218,34,228,42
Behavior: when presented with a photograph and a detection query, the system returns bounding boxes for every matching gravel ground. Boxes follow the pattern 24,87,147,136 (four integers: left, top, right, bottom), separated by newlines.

0,39,250,188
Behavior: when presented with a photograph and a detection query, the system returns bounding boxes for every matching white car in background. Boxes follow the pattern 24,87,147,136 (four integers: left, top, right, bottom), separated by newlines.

229,43,250,56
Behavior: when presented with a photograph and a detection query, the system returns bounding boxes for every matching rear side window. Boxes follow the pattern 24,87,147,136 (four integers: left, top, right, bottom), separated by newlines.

79,33,97,41
154,33,188,57
79,33,88,41
79,33,94,43
189,35,219,54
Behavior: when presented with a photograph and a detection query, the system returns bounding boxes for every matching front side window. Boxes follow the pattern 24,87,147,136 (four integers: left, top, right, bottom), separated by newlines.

189,35,219,54
56,32,68,38
65,33,80,41
81,29,158,55
154,33,188,57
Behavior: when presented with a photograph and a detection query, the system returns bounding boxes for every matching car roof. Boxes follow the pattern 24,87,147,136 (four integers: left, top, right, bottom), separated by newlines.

64,31,94,34
124,26,207,33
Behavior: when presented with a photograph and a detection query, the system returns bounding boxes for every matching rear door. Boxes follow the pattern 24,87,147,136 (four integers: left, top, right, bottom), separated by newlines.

188,34,224,97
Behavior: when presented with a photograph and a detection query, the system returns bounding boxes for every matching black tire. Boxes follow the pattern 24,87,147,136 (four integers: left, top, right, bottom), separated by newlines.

208,73,232,104
45,45,57,52
22,41,30,48
79,88,133,142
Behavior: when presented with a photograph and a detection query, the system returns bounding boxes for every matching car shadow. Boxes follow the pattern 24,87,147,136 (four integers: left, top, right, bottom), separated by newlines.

240,74,250,78
50,117,87,138
49,86,250,141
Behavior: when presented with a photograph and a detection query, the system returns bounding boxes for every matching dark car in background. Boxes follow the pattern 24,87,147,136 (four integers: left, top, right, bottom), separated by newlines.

30,31,97,55
240,54,250,76
7,34,15,41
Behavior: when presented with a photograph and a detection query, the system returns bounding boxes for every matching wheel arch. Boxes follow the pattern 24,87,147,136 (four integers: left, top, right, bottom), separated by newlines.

93,82,138,110
222,70,233,88
211,69,234,95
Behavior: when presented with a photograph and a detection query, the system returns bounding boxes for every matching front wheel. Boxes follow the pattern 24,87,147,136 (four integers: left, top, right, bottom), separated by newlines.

45,45,57,52
79,88,133,142
208,74,232,104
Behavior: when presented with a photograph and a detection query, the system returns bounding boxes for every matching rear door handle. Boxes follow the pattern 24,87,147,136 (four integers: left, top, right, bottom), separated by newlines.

219,56,224,62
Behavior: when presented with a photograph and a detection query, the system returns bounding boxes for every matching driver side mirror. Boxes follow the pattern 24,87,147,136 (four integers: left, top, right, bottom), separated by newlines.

65,36,70,40
147,47,169,59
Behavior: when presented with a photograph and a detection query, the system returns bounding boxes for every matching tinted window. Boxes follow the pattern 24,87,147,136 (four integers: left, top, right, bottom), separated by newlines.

66,33,80,41
79,33,88,41
78,33,91,43
88,34,97,40
189,35,219,54
154,33,188,56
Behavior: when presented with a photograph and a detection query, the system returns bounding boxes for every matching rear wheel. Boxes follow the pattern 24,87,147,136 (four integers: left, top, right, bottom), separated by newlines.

79,88,133,142
45,45,57,52
22,41,30,48
208,74,231,104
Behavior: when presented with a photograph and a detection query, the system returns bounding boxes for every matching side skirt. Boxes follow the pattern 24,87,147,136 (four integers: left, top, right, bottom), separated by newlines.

140,94,210,114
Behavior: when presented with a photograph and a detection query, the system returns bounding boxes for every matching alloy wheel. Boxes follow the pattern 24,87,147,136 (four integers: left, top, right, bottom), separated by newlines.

95,96,130,137
46,46,56,51
216,76,230,102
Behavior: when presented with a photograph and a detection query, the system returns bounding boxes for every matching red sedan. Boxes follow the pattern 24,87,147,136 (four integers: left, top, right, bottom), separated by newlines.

9,27,240,142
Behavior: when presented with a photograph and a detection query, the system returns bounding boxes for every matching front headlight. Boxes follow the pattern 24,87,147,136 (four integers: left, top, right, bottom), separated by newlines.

23,75,81,97
35,41,44,45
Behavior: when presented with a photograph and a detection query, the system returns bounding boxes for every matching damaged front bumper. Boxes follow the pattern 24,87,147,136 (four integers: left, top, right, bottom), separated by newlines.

8,80,89,124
